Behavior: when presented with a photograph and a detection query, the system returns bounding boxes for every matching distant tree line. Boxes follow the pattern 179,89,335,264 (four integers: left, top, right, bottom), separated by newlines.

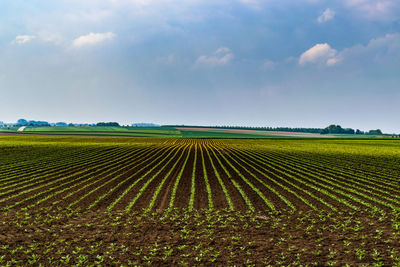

320,125,355,134
265,127,322,133
96,122,120,127
4,119,122,128
15,119,73,127
17,119,50,127
1,120,392,136
166,125,322,133
168,124,388,135
131,123,160,127
320,125,383,135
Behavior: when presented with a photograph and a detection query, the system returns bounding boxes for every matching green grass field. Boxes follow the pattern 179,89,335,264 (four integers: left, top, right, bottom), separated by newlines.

2,125,396,139
180,130,271,138
0,127,19,132
25,126,178,132
15,126,181,137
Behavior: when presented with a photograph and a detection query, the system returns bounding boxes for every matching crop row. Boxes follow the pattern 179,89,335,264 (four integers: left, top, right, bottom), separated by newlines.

1,138,399,213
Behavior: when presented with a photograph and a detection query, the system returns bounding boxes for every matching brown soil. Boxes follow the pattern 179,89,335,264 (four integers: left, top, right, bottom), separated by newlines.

2,138,400,265
1,208,399,266
192,147,209,209
170,147,195,209
110,146,182,211
1,141,398,214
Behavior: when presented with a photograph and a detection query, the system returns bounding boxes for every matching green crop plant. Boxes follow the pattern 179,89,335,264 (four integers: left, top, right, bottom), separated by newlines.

204,147,235,211
199,145,213,210
107,145,179,211
168,146,192,211
125,144,185,213
188,144,197,211
145,145,190,212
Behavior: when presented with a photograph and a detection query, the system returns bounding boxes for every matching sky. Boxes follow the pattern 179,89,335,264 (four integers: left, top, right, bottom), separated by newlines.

1,0,400,133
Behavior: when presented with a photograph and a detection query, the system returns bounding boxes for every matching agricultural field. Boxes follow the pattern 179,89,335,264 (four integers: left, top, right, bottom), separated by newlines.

12,126,181,138
2,125,394,139
178,127,329,138
1,136,400,265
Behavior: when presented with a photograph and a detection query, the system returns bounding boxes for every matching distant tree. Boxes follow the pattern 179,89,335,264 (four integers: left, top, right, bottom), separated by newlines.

27,120,50,127
322,125,341,134
68,123,75,127
96,122,120,127
17,119,28,126
55,122,68,127
131,123,160,127
321,125,355,135
355,129,364,135
320,128,329,134
368,129,383,135
343,128,355,134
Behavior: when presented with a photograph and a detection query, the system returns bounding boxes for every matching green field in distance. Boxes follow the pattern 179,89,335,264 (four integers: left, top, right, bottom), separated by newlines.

0,126,395,139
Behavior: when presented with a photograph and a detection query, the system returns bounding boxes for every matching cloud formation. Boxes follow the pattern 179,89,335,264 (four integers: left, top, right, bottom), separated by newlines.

196,47,234,66
2,0,400,132
338,33,400,64
317,8,335,23
72,32,115,48
344,0,399,20
299,43,340,66
14,35,36,44
38,32,64,45
299,33,400,68
262,59,276,70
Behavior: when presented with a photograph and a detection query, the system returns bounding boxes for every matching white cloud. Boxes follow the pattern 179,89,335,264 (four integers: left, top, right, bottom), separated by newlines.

14,35,36,44
261,59,276,70
344,0,399,20
72,32,115,48
299,43,340,66
299,33,400,68
196,47,234,66
38,32,64,45
338,33,400,63
366,33,400,54
317,8,335,23
215,47,231,54
326,57,341,66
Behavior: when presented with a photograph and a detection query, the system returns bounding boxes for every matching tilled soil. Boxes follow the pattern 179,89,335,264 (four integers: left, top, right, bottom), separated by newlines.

0,208,400,266
2,137,400,265
1,140,400,214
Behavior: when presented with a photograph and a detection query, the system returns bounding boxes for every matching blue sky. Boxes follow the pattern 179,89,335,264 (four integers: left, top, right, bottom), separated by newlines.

1,0,400,132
